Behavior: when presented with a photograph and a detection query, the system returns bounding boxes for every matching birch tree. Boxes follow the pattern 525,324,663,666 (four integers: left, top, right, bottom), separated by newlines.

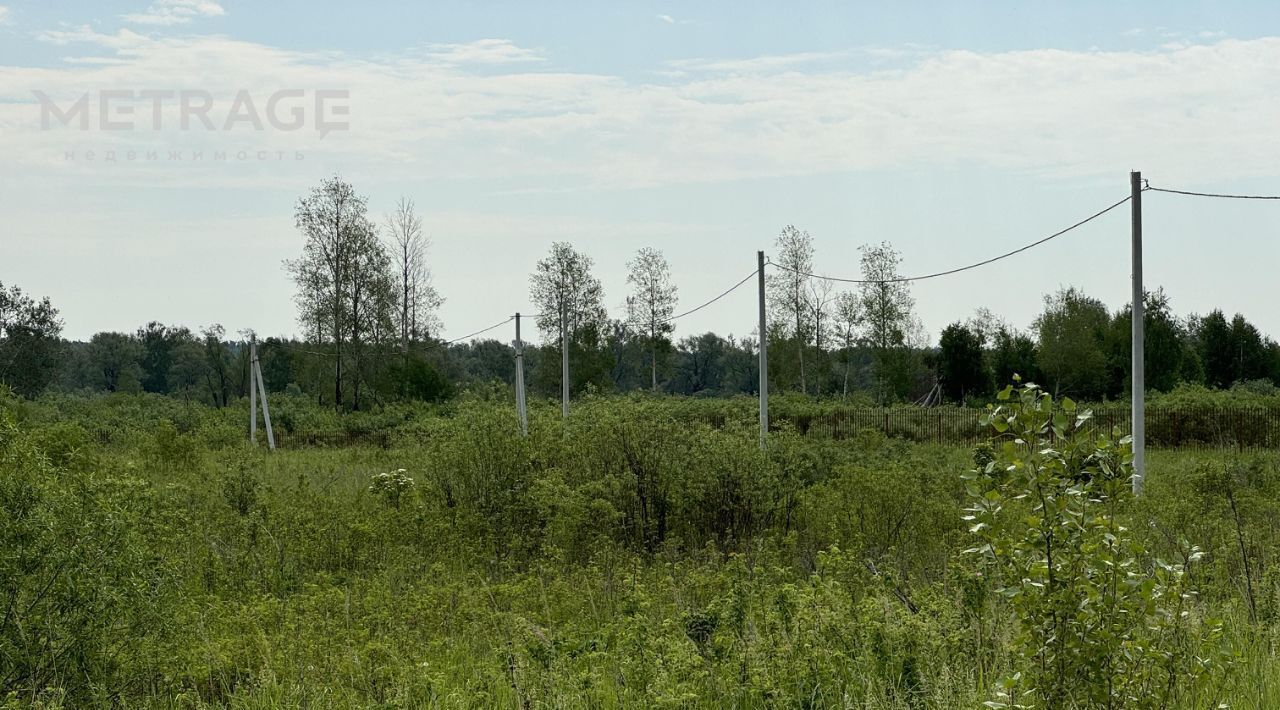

530,242,607,345
807,277,836,394
346,226,395,410
833,291,862,398
766,225,814,393
625,247,678,390
857,242,916,403
286,175,392,410
385,197,443,349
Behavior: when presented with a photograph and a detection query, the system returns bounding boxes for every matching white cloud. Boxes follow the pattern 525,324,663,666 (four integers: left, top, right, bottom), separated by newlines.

657,14,675,24
36,25,151,50
6,35,1280,192
421,38,544,65
667,50,854,73
0,6,10,25
11,31,1280,344
122,0,225,26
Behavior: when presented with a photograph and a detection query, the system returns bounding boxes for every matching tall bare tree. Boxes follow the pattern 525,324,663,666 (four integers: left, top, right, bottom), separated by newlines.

625,247,678,390
807,277,836,394
385,197,443,351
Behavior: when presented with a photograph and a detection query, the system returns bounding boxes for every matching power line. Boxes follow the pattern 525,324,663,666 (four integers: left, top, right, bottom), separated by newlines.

767,194,1133,284
660,269,759,324
1146,185,1280,200
276,343,335,358
516,271,757,332
421,316,515,350
264,189,1145,357
272,316,516,360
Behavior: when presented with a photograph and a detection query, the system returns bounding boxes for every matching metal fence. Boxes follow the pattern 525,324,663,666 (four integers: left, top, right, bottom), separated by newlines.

265,405,1280,452
780,406,1280,451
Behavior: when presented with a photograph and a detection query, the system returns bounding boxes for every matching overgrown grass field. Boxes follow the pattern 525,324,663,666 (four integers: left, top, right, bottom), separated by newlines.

2,389,1278,708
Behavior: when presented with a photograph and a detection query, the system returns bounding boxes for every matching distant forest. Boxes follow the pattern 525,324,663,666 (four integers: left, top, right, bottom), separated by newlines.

4,176,1279,408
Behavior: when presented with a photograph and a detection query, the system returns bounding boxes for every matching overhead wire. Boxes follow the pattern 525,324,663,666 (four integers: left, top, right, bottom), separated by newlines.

1146,185,1280,200
272,316,515,359
422,316,514,350
767,193,1134,284
264,183,1270,354
659,269,758,324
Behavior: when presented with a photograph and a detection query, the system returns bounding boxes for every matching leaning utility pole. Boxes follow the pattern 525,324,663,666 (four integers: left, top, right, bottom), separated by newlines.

249,339,257,443
248,336,276,450
1131,170,1145,495
757,251,769,449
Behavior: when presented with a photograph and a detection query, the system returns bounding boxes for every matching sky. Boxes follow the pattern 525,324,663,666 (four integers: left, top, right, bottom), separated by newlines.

3,1,1280,343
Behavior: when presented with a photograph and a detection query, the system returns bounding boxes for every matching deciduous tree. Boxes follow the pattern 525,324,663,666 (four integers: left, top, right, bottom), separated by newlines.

529,242,610,395
287,175,392,409
857,242,916,403
938,322,989,402
385,197,443,349
625,247,677,391
1035,287,1109,399
87,332,143,393
0,282,62,398
767,225,814,393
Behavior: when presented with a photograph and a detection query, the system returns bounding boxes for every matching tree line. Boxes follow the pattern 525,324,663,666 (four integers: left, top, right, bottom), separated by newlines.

4,175,1279,406
936,287,1280,403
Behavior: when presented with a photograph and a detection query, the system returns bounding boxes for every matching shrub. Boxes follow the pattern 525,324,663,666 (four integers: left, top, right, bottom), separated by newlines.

965,382,1232,708
369,469,415,509
144,419,201,470
29,421,97,471
0,410,178,703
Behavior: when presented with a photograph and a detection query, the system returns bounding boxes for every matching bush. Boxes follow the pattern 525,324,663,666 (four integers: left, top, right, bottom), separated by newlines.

144,419,201,470
0,410,179,703
28,420,97,470
966,383,1233,708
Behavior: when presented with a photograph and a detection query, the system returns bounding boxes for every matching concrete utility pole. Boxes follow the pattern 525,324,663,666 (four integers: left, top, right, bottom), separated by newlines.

757,251,768,449
1131,170,1145,495
249,339,257,444
248,337,275,450
560,301,570,420
514,313,529,436
252,343,276,450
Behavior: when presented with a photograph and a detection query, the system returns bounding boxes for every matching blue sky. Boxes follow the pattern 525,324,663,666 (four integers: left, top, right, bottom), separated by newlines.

3,1,1280,343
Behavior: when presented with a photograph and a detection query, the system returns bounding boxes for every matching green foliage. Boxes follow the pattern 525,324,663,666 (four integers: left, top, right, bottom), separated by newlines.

86,331,145,393
368,468,415,508
966,383,1233,708
939,321,991,403
0,408,179,704
0,282,63,399
1035,287,1111,399
1,387,1276,707
27,420,97,471
1106,289,1196,395
143,419,201,470
380,353,453,402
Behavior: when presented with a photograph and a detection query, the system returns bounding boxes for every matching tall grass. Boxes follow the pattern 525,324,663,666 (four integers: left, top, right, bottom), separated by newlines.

0,391,1276,707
